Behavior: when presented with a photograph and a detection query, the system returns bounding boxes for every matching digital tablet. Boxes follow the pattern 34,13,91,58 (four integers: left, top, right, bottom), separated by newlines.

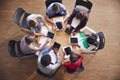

56,22,63,30
47,31,55,39
65,27,74,34
63,46,72,55
70,37,78,45
52,42,61,50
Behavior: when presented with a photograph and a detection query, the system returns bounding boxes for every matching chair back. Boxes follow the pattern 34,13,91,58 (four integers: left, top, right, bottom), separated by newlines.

75,0,93,12
16,41,34,57
8,40,18,57
13,8,31,30
45,0,62,8
97,32,105,50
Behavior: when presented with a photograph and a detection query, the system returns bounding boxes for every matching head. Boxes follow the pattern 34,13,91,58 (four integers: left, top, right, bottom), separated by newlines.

41,54,51,66
36,17,43,22
70,52,78,63
52,3,60,13
75,12,85,21
25,35,34,45
28,20,36,28
86,33,97,45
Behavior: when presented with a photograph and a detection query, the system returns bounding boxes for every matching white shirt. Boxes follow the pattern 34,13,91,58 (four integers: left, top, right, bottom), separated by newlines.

37,50,61,76
20,35,36,54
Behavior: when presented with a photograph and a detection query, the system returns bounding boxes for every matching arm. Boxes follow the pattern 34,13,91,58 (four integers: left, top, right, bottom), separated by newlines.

43,21,51,31
63,10,69,23
80,26,97,34
34,40,49,51
33,32,46,37
49,61,61,70
45,15,55,27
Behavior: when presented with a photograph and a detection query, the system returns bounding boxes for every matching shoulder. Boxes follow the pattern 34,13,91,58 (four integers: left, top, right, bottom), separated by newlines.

27,14,44,21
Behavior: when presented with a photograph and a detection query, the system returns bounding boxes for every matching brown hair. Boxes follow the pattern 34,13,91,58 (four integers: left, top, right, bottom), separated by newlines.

28,20,36,28
25,35,34,45
75,12,85,21
52,3,60,13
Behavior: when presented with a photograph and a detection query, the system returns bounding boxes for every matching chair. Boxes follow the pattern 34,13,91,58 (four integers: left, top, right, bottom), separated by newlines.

8,40,35,59
45,0,62,8
8,40,18,57
16,41,35,57
13,7,31,30
37,69,55,80
97,32,105,50
75,0,93,12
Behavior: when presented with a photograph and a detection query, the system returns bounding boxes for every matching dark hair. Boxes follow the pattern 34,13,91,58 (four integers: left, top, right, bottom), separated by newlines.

86,33,97,45
52,3,60,13
70,52,78,63
28,20,36,28
41,54,51,66
75,12,85,21
25,35,33,45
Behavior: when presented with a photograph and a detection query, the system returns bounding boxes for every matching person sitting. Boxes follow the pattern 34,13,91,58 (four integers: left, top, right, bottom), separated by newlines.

22,14,50,37
66,7,89,34
20,34,50,54
45,0,62,8
85,33,99,51
37,47,61,77
45,2,69,28
62,51,84,73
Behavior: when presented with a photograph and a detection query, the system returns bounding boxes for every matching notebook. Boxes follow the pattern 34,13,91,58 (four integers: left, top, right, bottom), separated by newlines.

70,37,78,45
47,31,55,39
52,42,61,50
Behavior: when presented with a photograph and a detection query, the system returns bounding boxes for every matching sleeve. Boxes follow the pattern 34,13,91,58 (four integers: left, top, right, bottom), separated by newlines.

62,62,70,67
49,62,61,70
58,3,66,11
28,43,35,50
76,56,83,64
67,10,76,25
80,26,97,34
74,17,88,32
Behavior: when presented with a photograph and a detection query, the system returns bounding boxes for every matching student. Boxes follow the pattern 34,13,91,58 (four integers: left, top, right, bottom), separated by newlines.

37,47,61,76
62,51,84,73
45,0,62,8
20,34,50,54
45,2,69,28
23,14,50,37
67,7,89,34
85,33,99,51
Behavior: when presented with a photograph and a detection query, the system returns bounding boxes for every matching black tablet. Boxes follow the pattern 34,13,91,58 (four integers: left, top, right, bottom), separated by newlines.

65,26,74,34
63,46,72,55
70,37,78,45
47,31,55,39
56,22,63,30
52,42,61,50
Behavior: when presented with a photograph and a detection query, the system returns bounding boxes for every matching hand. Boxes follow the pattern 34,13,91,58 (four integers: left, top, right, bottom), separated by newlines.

53,48,58,55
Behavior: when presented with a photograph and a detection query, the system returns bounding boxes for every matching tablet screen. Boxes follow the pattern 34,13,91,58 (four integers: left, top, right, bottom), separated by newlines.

47,31,55,39
52,42,61,50
64,47,71,55
56,22,63,30
70,37,78,44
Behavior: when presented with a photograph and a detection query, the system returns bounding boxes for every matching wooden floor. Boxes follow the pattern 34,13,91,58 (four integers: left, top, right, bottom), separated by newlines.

0,0,120,80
